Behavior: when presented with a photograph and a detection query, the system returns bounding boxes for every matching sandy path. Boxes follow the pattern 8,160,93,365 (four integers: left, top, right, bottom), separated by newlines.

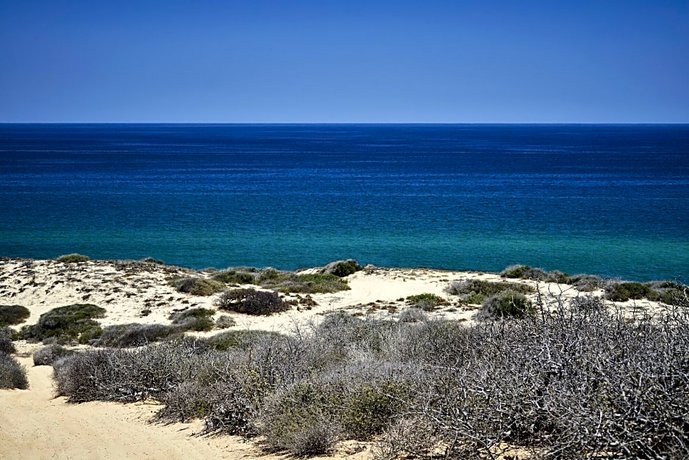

0,351,374,460
0,354,266,459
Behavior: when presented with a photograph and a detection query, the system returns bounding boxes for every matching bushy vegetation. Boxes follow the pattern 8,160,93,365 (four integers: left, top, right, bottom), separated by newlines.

214,315,236,329
33,344,75,366
0,326,16,354
405,293,447,311
447,279,535,304
259,271,350,294
50,293,689,458
212,269,257,285
216,288,288,315
479,290,535,319
171,277,225,296
95,323,178,348
0,351,28,389
501,265,605,291
56,253,90,263
169,308,215,331
20,304,105,344
606,280,688,304
0,304,31,326
319,259,363,277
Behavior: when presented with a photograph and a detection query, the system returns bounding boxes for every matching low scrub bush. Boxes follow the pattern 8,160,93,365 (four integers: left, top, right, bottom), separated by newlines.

0,326,15,354
605,281,652,302
33,344,75,366
172,277,225,296
260,272,350,294
397,307,428,323
20,304,105,344
95,323,178,348
479,290,534,319
216,288,288,315
567,274,605,291
448,279,534,304
56,253,90,263
204,330,283,351
212,269,257,285
501,264,568,283
169,308,215,331
406,293,447,311
0,304,31,326
214,315,236,329
319,259,362,277
0,352,28,389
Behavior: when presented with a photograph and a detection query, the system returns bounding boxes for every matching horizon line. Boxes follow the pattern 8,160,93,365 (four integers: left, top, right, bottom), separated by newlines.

1,121,689,126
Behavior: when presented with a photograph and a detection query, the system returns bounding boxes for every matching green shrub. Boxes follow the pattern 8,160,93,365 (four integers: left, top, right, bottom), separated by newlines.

20,304,105,344
33,344,75,366
605,282,653,302
397,307,428,323
260,272,350,294
215,288,288,315
56,253,90,263
204,330,283,351
479,290,535,319
448,279,534,304
0,305,31,326
172,277,225,296
95,323,178,348
212,270,257,285
0,352,28,389
645,281,688,306
567,274,605,291
320,259,362,277
341,381,410,440
406,293,447,311
169,308,215,331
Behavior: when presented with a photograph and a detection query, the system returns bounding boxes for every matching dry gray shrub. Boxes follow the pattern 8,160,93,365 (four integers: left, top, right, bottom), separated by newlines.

0,352,28,389
33,344,75,366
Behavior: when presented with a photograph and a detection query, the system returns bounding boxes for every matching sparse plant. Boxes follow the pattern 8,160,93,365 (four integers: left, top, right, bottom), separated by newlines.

448,279,534,304
95,323,178,347
214,315,236,329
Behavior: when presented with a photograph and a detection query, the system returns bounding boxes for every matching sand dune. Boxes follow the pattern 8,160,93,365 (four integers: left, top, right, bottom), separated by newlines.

0,258,663,459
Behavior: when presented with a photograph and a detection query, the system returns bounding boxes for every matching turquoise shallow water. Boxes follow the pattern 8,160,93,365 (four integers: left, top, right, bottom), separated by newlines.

1,124,688,282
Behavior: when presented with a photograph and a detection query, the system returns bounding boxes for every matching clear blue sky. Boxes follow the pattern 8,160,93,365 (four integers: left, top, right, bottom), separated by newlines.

1,0,687,122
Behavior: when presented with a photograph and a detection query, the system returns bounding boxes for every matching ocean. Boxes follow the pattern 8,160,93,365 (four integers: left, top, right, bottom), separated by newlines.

1,124,688,282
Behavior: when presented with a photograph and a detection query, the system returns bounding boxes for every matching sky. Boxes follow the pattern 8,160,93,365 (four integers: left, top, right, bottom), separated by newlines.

1,0,688,123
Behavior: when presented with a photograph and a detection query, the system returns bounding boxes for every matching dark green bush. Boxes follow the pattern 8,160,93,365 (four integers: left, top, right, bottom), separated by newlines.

56,253,90,263
479,290,535,319
215,288,288,315
20,304,105,344
448,279,534,304
0,305,31,326
172,277,225,296
605,282,652,302
397,307,428,323
212,270,257,285
406,293,447,311
169,308,215,331
33,344,75,366
320,259,362,277
0,326,16,354
95,323,178,348
0,352,28,389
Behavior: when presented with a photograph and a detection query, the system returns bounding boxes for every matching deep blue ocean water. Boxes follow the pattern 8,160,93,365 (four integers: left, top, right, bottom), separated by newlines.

1,124,688,282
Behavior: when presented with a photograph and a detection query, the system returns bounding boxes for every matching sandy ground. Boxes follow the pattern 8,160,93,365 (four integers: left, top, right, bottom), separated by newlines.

0,348,373,460
0,258,663,459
